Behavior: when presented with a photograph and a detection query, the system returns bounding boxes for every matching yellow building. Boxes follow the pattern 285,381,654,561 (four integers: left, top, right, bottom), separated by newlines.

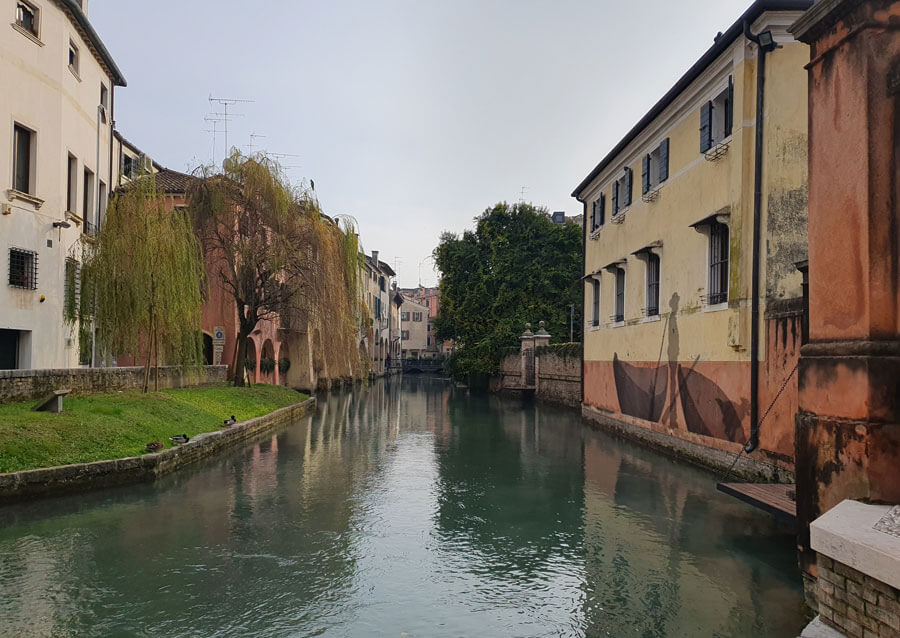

573,0,811,477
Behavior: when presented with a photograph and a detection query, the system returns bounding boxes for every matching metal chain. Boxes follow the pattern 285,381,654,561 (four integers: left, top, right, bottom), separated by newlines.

718,361,800,484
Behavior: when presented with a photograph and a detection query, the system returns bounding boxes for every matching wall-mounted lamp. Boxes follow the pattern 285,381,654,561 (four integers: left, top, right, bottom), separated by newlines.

52,221,71,229
757,30,775,51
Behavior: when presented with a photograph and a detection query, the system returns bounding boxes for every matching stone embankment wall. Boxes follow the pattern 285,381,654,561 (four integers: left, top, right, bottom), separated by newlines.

0,397,315,503
816,555,900,638
0,365,228,403
492,344,582,407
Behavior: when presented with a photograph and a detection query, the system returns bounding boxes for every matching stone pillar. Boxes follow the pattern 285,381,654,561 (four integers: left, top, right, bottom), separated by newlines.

790,0,900,594
520,323,535,387
534,321,551,391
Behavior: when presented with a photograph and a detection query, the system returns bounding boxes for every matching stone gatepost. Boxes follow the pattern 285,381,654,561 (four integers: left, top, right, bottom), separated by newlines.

534,321,551,392
791,0,900,623
520,323,535,388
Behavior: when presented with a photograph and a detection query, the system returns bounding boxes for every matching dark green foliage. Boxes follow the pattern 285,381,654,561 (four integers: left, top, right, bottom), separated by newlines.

433,202,582,381
278,358,291,374
259,358,276,374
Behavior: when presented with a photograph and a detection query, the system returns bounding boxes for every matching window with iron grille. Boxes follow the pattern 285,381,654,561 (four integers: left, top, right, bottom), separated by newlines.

614,267,625,322
64,258,81,317
708,221,729,305
646,254,660,316
9,248,37,290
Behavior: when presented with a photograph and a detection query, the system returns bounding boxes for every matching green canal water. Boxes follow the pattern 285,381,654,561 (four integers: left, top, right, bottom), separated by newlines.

0,377,807,637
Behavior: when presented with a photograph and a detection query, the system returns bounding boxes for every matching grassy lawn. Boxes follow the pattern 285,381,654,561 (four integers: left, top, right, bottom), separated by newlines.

0,384,308,473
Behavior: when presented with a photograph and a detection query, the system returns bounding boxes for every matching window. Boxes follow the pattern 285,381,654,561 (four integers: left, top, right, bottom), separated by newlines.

98,180,106,227
642,139,670,198
427,323,431,332
590,193,606,232
425,300,430,308
412,312,423,322
591,279,600,327
67,154,77,212
8,248,37,290
379,276,385,292
612,168,632,216
15,1,38,36
701,76,734,153
68,40,80,76
374,297,382,319
122,154,135,179
401,311,409,321
401,330,410,340
427,336,432,346
614,267,625,323
13,124,33,194
708,221,729,305
100,84,109,110
82,168,94,232
64,258,80,318
646,254,660,317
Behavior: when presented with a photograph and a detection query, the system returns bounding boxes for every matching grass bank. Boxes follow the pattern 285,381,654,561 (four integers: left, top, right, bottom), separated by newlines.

0,384,307,473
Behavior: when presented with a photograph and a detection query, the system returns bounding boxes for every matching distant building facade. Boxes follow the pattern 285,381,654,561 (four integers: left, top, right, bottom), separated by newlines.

399,285,448,356
0,0,125,369
363,251,398,375
399,296,428,359
574,0,812,476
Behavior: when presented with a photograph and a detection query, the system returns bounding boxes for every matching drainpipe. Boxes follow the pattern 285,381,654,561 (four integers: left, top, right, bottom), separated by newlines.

91,104,102,368
743,21,776,454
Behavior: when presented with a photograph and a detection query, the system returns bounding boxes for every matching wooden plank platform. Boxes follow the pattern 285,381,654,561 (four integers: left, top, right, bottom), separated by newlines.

717,482,797,526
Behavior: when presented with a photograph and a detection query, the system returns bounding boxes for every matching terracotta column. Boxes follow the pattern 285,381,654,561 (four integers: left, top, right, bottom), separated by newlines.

790,0,900,592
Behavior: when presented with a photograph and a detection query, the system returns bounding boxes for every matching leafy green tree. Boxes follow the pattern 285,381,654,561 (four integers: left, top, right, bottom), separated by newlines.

72,175,205,392
433,202,582,381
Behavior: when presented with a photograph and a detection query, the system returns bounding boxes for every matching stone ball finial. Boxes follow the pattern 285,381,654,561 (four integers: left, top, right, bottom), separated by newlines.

539,321,545,329
525,322,532,331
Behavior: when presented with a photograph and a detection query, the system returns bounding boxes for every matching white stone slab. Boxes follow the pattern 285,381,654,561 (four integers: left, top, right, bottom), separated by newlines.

800,616,846,638
811,499,900,591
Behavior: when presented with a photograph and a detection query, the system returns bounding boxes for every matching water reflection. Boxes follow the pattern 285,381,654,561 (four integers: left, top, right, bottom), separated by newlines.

0,377,805,637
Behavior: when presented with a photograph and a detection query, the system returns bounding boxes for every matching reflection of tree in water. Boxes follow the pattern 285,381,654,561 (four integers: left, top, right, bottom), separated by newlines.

434,395,586,579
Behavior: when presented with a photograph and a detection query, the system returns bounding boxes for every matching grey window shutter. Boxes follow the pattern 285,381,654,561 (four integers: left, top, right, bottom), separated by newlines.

725,75,734,137
624,167,633,206
612,181,619,214
590,201,596,231
700,101,713,152
642,154,651,194
659,138,669,182
599,193,606,225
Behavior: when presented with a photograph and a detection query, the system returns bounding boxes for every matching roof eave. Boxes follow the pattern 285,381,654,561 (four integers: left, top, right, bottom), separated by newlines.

571,0,813,200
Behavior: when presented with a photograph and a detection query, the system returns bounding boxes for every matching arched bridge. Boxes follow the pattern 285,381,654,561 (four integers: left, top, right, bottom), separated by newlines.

402,359,445,374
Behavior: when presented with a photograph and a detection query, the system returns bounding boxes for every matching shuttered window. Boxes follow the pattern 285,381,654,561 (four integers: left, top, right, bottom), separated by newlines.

613,169,632,215
658,138,669,182
700,102,713,153
591,279,600,327
701,76,734,153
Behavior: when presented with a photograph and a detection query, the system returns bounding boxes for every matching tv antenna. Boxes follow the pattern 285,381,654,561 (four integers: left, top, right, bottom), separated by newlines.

246,133,267,154
519,186,528,203
208,95,254,161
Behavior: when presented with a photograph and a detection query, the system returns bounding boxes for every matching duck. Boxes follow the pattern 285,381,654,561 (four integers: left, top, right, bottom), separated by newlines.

223,415,236,426
169,434,190,445
145,441,164,452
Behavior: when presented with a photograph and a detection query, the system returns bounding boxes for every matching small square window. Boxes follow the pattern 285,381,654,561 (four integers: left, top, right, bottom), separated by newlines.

68,41,79,75
9,248,38,290
16,1,38,36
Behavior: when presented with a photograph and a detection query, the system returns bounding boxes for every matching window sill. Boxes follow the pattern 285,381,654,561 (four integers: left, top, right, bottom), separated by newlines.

641,188,661,203
7,189,44,209
588,324,601,332
610,321,626,328
11,22,43,46
610,209,628,224
589,226,604,239
68,65,81,82
641,314,661,323
704,301,729,313
65,211,83,225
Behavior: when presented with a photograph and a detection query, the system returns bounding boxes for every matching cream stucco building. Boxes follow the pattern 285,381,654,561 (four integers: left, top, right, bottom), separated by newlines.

1,0,125,369
399,296,428,359
574,0,811,475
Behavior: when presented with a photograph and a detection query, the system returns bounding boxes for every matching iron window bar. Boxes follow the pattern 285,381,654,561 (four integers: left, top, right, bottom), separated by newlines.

82,220,98,237
8,248,37,290
704,141,730,162
700,293,729,306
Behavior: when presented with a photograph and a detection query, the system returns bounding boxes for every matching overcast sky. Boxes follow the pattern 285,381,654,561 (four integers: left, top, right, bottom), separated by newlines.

92,0,752,288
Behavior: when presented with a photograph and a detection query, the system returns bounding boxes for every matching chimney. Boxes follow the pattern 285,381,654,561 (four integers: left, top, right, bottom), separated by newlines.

372,250,379,265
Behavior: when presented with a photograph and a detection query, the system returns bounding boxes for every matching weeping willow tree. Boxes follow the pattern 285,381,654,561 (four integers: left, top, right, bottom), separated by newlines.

189,151,369,388
69,174,205,392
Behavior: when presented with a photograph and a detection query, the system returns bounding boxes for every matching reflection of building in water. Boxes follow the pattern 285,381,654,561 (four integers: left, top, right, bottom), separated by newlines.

581,431,802,636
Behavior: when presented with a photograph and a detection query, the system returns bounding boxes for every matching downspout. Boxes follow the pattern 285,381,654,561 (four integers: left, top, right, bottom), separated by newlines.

743,21,775,454
580,198,587,405
91,104,102,368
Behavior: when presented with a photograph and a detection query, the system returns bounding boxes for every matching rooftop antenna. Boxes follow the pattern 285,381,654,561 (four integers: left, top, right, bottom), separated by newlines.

203,116,221,165
208,95,254,161
519,186,528,203
246,132,266,154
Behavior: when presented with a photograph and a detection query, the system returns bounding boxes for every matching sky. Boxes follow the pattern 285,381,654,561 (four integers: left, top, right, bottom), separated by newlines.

91,0,753,288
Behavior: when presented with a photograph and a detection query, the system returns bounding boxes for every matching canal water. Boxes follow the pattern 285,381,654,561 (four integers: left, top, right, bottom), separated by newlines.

0,377,807,637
